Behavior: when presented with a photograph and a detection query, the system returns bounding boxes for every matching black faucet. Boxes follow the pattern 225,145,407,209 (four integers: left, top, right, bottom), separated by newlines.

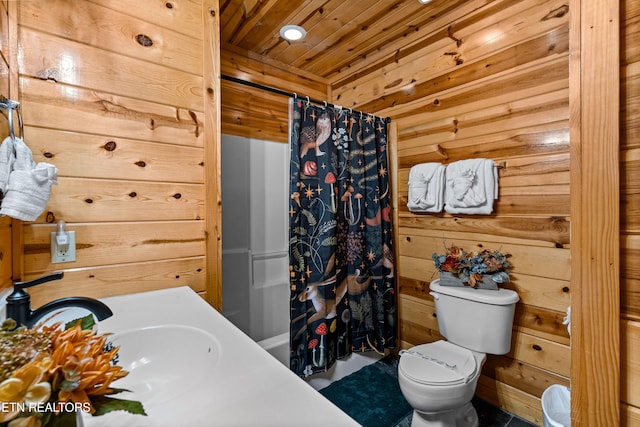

5,272,113,329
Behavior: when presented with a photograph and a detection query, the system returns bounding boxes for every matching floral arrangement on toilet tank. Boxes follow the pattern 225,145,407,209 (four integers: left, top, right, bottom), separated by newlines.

432,243,511,289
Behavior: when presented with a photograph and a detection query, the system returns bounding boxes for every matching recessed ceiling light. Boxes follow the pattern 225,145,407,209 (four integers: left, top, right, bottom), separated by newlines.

280,25,306,41
418,0,432,3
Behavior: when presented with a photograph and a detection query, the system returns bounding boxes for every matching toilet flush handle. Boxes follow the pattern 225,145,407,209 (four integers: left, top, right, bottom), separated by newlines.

429,291,439,300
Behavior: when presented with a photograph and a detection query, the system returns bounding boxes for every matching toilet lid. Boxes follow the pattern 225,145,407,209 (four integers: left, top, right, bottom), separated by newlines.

399,341,479,386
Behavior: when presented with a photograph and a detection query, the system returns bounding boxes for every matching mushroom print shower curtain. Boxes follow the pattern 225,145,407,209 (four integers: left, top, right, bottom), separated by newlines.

289,98,396,377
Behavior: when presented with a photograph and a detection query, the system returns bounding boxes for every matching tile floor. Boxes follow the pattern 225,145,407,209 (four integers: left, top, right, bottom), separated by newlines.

472,397,538,427
393,397,538,427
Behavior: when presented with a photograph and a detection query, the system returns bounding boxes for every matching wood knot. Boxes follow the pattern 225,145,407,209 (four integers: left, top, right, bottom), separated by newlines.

542,5,569,21
85,198,94,204
406,236,411,242
46,212,56,223
129,192,137,198
447,26,462,47
135,161,146,167
165,2,173,8
173,193,182,199
175,275,180,279
208,7,216,17
562,286,570,293
436,144,449,160
532,344,542,351
136,34,153,47
43,152,54,158
188,110,200,137
104,141,117,151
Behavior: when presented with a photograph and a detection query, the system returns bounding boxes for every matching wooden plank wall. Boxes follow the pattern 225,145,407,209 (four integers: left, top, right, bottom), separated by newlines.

220,45,328,142
621,0,640,424
570,0,620,424
5,0,220,309
0,0,11,291
330,1,571,424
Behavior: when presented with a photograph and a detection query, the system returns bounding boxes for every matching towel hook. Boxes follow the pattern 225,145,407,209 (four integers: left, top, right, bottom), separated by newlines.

0,95,23,140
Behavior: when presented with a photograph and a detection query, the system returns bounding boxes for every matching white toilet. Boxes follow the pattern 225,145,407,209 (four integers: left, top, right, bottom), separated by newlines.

398,279,519,427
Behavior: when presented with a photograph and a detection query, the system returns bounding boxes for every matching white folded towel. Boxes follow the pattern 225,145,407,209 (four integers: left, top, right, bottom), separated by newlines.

0,137,58,221
444,158,498,215
11,136,36,171
407,162,445,212
0,136,16,194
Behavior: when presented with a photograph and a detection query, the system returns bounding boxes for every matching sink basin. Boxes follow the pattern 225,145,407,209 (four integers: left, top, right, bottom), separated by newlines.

82,287,360,427
108,325,220,406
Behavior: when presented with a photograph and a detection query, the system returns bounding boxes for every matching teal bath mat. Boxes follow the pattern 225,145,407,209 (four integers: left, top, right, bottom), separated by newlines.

319,357,412,427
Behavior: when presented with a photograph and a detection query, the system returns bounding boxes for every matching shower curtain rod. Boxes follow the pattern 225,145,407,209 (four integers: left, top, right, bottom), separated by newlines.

221,74,391,123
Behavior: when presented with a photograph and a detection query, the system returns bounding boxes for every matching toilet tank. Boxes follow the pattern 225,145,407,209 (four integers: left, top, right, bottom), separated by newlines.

429,280,519,355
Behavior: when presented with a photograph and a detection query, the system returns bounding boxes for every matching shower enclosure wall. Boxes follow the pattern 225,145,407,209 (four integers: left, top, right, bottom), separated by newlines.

221,134,290,355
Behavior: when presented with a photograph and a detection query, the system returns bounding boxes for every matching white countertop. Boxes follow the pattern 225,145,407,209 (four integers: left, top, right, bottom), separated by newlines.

79,286,360,427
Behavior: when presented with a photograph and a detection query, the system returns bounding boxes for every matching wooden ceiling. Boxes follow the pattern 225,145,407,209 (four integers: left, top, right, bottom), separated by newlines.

220,0,470,82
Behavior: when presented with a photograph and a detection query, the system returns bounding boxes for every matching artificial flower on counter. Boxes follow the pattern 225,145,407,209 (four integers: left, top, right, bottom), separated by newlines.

432,243,511,288
0,316,145,427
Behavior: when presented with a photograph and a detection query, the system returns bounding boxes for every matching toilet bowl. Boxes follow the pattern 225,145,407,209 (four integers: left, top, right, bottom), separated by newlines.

398,341,486,427
398,280,520,427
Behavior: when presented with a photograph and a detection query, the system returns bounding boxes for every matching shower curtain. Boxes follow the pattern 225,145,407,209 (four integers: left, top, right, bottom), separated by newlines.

288,97,396,377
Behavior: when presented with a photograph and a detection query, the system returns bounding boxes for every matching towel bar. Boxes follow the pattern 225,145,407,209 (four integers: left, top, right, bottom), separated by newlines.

0,94,24,140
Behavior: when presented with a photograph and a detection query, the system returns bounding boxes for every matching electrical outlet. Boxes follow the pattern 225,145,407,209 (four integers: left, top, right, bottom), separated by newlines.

51,230,76,263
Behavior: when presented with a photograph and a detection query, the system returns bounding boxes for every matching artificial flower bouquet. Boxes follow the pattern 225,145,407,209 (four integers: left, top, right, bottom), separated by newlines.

0,315,145,427
432,243,511,289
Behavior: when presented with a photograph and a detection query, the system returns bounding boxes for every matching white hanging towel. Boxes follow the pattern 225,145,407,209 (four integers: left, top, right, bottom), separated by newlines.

444,158,498,215
0,136,16,194
0,137,58,221
407,162,445,212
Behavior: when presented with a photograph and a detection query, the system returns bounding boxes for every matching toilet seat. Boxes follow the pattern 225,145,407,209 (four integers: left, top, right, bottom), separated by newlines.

399,341,479,386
